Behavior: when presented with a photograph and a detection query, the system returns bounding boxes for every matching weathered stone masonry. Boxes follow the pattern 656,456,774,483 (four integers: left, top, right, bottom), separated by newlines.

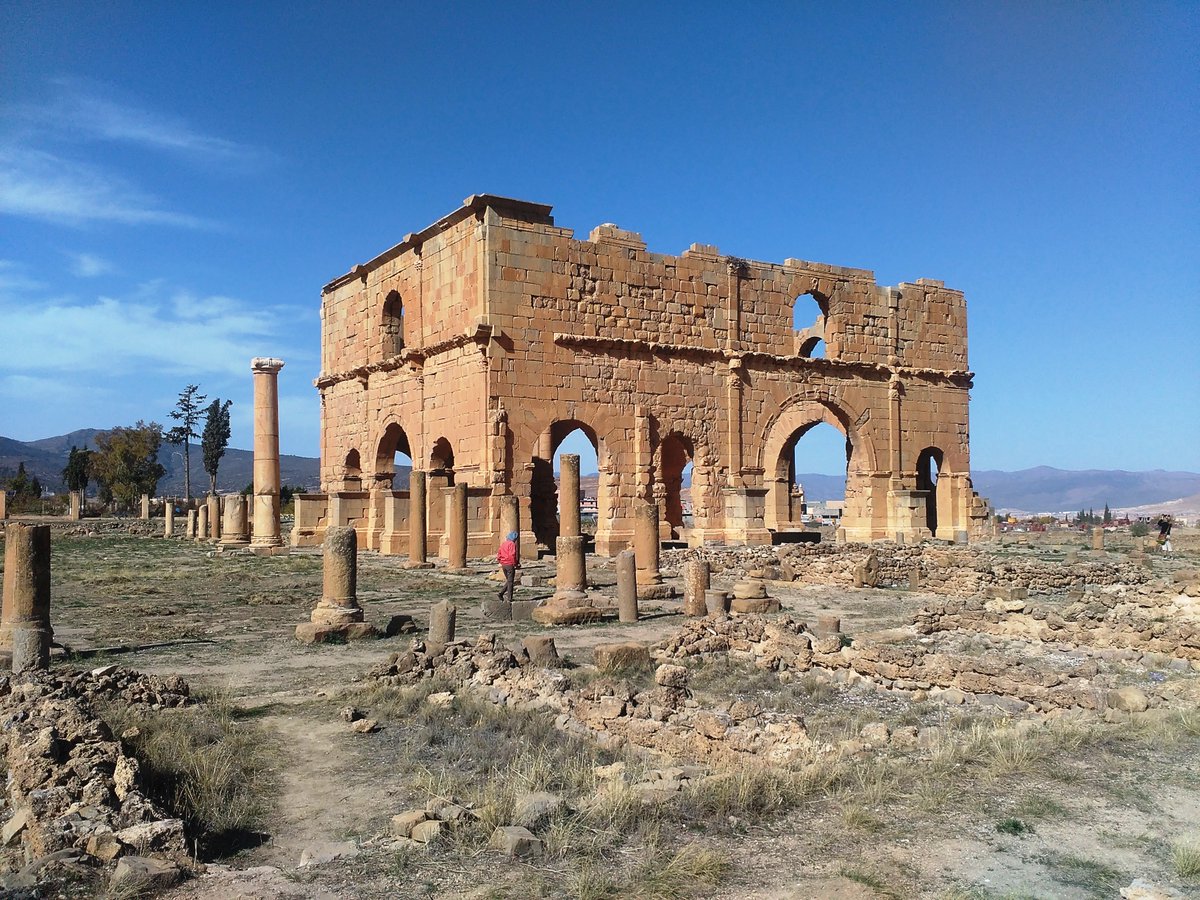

300,194,991,557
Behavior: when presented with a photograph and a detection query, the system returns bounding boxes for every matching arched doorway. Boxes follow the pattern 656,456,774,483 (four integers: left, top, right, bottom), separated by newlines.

530,420,602,551
659,432,695,542
373,423,412,490
916,447,944,537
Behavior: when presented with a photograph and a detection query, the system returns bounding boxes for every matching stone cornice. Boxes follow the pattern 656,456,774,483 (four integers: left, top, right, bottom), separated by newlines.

552,333,973,387
314,326,491,389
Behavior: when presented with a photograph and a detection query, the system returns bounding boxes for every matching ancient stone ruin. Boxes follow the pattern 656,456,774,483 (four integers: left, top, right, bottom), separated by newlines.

295,194,991,558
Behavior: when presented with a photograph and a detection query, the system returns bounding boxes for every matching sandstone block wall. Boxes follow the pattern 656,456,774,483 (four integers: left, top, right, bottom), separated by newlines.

314,195,990,556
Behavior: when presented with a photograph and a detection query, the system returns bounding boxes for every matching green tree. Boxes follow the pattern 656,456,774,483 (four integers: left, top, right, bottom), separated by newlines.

201,398,233,496
165,384,207,501
1103,503,1112,524
62,445,92,497
92,421,167,510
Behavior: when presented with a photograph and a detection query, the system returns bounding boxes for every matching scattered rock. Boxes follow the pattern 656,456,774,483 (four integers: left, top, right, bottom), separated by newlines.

489,825,543,858
110,855,182,891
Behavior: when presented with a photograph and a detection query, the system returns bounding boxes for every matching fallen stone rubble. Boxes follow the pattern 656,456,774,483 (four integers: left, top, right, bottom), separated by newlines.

365,633,812,763
664,542,1153,596
915,581,1200,663
653,615,1182,715
0,667,193,890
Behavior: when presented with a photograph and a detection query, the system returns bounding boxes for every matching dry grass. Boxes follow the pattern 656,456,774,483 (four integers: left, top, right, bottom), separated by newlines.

1172,837,1200,879
98,690,277,857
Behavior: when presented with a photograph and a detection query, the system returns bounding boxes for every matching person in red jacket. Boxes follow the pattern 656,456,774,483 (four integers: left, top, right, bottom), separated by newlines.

497,531,519,602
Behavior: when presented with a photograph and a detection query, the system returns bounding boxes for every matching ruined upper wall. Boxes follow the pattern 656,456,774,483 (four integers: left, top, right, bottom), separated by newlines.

320,196,969,378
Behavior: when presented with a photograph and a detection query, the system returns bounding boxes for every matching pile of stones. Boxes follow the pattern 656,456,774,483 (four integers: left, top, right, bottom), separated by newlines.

916,581,1200,666
0,668,193,892
364,633,812,763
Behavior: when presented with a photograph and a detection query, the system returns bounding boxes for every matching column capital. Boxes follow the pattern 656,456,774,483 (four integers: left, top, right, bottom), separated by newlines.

251,357,285,373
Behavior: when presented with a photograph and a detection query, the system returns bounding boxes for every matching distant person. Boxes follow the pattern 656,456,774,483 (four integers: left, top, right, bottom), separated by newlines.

1158,514,1173,553
497,531,519,602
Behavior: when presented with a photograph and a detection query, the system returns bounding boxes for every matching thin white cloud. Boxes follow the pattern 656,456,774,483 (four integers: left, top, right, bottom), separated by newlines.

0,147,209,228
0,281,279,378
68,252,116,277
22,78,268,169
0,260,46,292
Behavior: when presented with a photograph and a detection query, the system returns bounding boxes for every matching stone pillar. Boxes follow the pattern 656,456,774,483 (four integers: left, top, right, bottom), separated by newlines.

429,600,456,650
220,494,249,547
682,559,710,617
313,527,364,626
0,524,52,667
164,501,175,537
405,471,432,568
197,504,209,540
295,525,377,642
616,549,639,622
445,483,468,569
499,493,521,545
139,493,149,520
186,509,197,538
69,491,82,521
559,454,581,538
634,501,662,591
553,535,588,605
207,494,221,541
1092,527,1104,551
250,357,285,549
0,490,6,520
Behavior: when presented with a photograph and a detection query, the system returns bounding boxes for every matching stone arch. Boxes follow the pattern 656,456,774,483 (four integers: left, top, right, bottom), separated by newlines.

791,291,827,358
382,290,404,357
758,393,874,533
916,446,946,537
429,437,455,485
373,422,413,490
341,448,363,491
530,419,607,548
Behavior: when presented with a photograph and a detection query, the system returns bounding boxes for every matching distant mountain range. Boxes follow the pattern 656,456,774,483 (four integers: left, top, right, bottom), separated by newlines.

0,429,320,496
2,430,1196,515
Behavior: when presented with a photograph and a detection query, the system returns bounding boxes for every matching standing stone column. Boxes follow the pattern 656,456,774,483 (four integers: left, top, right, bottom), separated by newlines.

405,471,432,568
445,483,469,570
220,494,249,547
559,454,581,538
197,504,210,540
140,493,150,520
295,525,376,642
1092,526,1104,551
250,357,285,549
616,549,639,623
499,494,521,546
682,558,710,617
164,501,175,537
186,509,197,538
429,600,456,652
69,491,82,521
207,494,222,541
634,501,663,590
552,535,588,605
1,524,52,671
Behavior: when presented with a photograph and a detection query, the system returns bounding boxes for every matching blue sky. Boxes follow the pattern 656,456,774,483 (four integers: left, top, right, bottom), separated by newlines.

1,2,1196,476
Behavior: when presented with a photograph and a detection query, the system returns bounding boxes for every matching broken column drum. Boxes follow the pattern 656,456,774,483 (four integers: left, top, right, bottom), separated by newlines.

197,504,209,540
312,526,365,626
683,558,710,617
553,534,588,604
220,494,250,546
250,357,285,548
1,523,53,671
616,549,639,622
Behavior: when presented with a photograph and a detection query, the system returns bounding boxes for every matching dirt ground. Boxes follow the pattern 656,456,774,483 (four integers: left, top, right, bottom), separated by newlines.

14,525,1200,899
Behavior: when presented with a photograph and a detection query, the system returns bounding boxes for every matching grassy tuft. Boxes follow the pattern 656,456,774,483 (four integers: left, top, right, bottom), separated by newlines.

1172,838,1200,879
